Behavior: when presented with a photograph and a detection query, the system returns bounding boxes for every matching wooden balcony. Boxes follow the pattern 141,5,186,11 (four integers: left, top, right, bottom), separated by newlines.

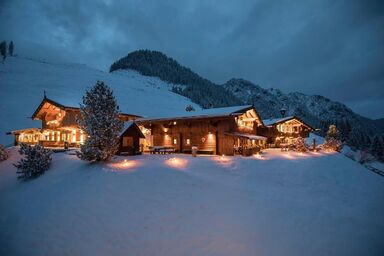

258,128,309,138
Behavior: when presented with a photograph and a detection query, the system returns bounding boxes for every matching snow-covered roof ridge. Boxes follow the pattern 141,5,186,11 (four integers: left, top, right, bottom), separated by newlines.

138,104,254,122
32,96,142,119
262,116,314,130
119,121,134,136
262,116,295,126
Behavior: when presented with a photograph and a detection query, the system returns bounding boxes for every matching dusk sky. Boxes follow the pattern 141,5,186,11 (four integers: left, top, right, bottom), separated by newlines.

1,0,383,119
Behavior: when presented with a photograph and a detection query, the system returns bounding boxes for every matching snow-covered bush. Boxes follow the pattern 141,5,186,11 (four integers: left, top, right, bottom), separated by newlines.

294,136,308,152
354,150,374,164
14,143,52,180
0,144,9,161
322,125,342,151
77,81,123,162
185,104,195,112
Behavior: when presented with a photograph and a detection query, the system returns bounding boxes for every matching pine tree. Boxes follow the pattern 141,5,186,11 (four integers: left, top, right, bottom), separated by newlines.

294,136,308,152
0,41,6,61
14,144,52,180
0,144,9,161
185,104,195,112
76,81,123,161
347,127,370,150
9,41,14,56
323,124,342,151
370,135,384,162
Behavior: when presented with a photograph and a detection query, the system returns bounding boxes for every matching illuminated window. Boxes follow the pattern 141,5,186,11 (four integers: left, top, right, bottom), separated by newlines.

186,139,190,145
72,131,76,143
173,138,177,145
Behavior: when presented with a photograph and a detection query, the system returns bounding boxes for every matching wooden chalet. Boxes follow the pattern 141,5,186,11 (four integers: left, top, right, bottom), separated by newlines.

259,116,313,146
8,97,315,156
136,105,268,156
9,97,142,153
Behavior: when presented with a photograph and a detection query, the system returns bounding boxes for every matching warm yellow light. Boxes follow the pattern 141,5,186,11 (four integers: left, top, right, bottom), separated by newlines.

108,159,139,171
216,154,233,165
72,131,76,143
165,157,188,169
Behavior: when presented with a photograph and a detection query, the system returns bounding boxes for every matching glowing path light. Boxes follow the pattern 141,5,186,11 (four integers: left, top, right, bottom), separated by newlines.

215,154,234,166
107,159,140,171
165,157,188,169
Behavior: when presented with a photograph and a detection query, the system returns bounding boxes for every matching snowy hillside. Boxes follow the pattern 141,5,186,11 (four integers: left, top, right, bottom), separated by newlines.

0,56,199,146
0,148,383,255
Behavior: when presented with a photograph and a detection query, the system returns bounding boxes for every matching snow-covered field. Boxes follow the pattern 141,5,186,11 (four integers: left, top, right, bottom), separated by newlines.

0,56,199,146
1,148,383,256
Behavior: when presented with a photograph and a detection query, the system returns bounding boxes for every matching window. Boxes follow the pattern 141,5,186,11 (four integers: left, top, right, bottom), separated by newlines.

186,139,190,145
173,138,177,145
123,137,133,147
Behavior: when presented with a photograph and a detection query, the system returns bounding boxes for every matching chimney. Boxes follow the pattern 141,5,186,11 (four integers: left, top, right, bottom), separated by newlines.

280,108,286,117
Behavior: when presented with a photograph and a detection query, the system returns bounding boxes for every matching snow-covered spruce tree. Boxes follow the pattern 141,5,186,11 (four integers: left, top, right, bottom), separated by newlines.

322,124,342,151
76,81,123,162
0,144,9,161
14,143,52,180
185,104,195,112
294,136,308,152
370,135,384,162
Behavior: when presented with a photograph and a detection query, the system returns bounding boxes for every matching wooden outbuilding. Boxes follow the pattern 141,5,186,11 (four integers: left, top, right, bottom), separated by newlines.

259,116,314,146
118,121,145,155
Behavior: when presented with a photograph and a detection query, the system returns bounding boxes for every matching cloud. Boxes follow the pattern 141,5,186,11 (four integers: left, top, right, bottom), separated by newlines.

0,0,383,118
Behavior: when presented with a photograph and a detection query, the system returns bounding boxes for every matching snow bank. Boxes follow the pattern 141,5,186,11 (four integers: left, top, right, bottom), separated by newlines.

0,149,383,256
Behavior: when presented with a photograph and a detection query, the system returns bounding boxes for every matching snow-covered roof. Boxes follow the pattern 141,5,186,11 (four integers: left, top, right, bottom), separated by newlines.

262,116,295,126
262,116,314,130
119,121,134,136
138,105,255,122
32,97,142,119
119,121,146,138
228,132,268,141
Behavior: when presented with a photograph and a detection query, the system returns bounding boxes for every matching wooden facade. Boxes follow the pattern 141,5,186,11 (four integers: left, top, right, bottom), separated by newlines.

10,97,141,151
259,116,313,146
9,98,315,156
137,106,268,156
118,122,145,155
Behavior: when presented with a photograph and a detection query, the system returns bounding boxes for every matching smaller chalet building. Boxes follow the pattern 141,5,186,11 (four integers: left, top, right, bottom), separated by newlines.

259,116,313,146
8,97,315,156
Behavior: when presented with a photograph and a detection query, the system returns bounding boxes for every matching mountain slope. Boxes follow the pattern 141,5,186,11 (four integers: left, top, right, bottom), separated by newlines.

222,78,380,138
109,50,382,147
0,56,200,145
110,50,242,108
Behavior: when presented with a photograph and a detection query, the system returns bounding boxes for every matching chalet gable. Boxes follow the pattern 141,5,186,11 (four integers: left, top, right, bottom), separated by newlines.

31,96,142,123
31,97,78,120
263,116,314,130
